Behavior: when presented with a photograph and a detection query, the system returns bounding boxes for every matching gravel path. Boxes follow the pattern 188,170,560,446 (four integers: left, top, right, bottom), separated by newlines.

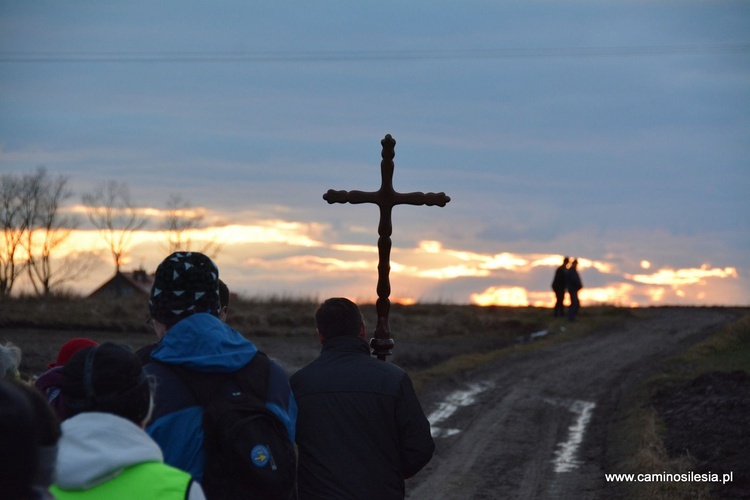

405,308,736,499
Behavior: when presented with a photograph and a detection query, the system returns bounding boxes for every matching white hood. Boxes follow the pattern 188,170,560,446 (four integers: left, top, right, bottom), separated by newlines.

55,412,164,490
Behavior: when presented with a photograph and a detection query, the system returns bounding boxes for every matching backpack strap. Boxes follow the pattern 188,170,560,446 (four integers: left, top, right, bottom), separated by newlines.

234,351,270,402
160,351,271,407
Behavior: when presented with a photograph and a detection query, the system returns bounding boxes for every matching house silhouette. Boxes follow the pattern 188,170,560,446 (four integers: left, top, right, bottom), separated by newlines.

88,268,154,299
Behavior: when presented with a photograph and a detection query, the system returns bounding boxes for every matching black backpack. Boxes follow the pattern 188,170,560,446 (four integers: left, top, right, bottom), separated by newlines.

166,352,297,499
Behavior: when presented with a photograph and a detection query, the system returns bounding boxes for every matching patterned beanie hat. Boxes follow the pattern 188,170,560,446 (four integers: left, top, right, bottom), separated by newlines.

149,252,221,326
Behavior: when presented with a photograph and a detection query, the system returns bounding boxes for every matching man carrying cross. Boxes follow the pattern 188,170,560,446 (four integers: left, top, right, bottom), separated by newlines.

291,135,444,499
290,297,434,500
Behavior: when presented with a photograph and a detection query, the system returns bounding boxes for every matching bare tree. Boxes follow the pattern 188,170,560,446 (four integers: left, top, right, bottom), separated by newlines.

82,180,147,274
19,168,47,294
162,193,222,258
0,173,28,296
22,168,97,295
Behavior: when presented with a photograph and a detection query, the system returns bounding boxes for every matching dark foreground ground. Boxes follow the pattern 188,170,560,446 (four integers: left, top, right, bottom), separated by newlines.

2,302,748,498
652,370,749,499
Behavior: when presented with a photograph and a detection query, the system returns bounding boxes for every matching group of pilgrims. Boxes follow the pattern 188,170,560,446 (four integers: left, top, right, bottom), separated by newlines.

1,251,435,500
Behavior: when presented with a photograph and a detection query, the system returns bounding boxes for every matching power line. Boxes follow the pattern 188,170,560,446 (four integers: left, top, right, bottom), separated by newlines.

1,44,748,63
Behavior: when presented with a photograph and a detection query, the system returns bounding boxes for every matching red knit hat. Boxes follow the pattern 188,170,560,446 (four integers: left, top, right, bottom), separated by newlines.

48,338,98,369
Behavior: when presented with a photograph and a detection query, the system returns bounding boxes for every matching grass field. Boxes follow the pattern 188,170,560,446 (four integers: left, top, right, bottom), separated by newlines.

2,294,625,380
0,292,556,377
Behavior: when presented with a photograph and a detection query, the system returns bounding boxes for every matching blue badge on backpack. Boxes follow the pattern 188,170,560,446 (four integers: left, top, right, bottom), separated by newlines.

250,444,270,468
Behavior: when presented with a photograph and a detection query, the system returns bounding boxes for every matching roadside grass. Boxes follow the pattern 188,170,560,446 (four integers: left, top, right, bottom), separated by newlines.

610,309,750,500
612,402,712,500
660,309,750,377
0,294,322,336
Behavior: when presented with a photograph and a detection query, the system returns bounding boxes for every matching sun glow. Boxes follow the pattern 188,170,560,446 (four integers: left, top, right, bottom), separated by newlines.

200,222,324,247
7,218,742,307
472,283,638,308
418,241,530,271
51,219,326,255
646,287,666,303
418,265,491,279
579,284,636,306
471,287,529,307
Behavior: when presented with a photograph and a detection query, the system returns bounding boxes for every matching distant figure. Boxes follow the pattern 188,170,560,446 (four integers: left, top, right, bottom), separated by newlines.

551,256,570,317
567,259,583,321
291,297,435,499
35,337,99,420
51,342,206,499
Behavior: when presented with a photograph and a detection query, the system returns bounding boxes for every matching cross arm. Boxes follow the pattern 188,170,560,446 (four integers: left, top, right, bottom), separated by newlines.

395,191,451,207
323,189,379,205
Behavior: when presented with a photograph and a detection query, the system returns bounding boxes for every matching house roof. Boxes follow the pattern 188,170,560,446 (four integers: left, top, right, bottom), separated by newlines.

88,269,155,298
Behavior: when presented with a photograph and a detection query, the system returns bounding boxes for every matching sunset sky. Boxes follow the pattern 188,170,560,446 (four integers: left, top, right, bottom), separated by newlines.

1,1,748,307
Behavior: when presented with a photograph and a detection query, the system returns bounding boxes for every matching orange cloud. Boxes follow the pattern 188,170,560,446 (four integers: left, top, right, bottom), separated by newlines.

244,255,374,272
626,266,738,286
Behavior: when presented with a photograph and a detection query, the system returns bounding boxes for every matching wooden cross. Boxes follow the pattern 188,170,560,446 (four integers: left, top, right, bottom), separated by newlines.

323,134,451,360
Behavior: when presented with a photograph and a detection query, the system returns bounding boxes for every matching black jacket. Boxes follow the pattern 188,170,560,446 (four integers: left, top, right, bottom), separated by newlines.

567,268,583,293
552,265,567,292
290,337,434,500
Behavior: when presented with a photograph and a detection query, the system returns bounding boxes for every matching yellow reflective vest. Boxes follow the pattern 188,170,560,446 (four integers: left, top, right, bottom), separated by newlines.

51,461,191,499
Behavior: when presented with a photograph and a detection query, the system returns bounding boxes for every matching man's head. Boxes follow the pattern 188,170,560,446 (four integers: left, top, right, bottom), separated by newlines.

315,297,365,342
149,251,221,329
62,343,151,426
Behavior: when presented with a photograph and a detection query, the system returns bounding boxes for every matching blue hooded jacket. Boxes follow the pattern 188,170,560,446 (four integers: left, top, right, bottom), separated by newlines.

144,313,297,480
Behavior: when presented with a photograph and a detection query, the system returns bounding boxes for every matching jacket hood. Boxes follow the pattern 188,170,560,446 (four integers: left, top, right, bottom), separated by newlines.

34,366,63,391
55,412,163,490
152,312,257,373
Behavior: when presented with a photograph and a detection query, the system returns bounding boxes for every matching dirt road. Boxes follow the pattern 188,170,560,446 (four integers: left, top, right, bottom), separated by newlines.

405,308,736,499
